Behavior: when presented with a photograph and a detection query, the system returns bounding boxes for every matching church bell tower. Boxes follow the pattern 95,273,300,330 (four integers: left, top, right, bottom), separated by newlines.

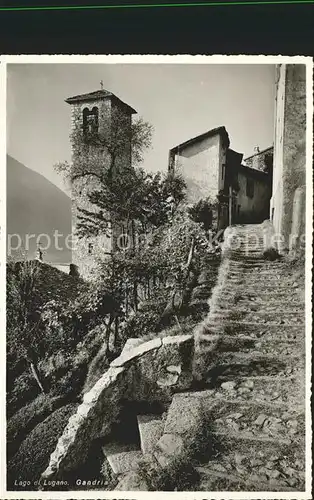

65,85,137,280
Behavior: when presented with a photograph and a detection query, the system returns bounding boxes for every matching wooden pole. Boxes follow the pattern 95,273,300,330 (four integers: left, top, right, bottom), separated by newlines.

229,185,232,226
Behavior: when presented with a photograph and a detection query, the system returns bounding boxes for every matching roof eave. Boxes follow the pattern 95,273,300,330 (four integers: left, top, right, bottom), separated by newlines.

237,164,272,180
170,126,229,154
244,146,274,162
65,94,137,114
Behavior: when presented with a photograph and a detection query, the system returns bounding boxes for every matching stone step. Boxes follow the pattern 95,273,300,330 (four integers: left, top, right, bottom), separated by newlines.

102,442,143,475
226,246,267,252
226,272,287,280
228,256,273,262
228,260,286,267
213,285,302,297
191,284,213,300
224,275,294,283
211,306,305,316
206,357,303,379
137,414,164,455
115,470,149,491
209,314,305,325
213,375,304,406
225,236,265,242
201,321,305,338
230,249,271,255
197,468,251,492
208,313,305,325
221,286,302,296
183,377,304,404
196,466,301,492
224,266,284,274
219,350,303,366
227,233,265,238
225,273,301,283
227,241,266,246
209,401,304,443
225,276,292,284
215,298,304,310
196,435,305,491
176,389,304,439
197,334,304,357
226,269,288,277
228,253,267,259
230,248,269,254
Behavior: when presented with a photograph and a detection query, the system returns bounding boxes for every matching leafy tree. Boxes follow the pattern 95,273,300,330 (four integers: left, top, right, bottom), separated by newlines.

53,107,220,349
76,167,186,240
7,261,46,393
41,280,122,359
188,197,218,233
54,109,153,185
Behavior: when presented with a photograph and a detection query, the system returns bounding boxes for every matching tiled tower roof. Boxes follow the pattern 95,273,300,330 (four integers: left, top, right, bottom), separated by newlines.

65,89,137,114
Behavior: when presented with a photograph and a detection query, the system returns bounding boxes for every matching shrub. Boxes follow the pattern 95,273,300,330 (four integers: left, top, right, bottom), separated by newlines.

138,456,200,491
7,403,78,490
120,299,166,341
7,371,41,419
82,344,112,394
48,360,88,399
7,393,66,459
62,441,118,490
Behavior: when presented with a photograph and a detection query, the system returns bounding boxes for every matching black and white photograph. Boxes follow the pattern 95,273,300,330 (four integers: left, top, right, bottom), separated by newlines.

2,56,312,496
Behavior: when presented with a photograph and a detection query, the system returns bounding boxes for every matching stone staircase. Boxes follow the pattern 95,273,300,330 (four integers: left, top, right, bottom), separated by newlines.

97,223,305,491
101,411,166,490
192,223,305,491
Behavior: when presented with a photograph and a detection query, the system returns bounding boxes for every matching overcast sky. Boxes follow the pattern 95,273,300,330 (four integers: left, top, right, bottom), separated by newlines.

7,63,276,194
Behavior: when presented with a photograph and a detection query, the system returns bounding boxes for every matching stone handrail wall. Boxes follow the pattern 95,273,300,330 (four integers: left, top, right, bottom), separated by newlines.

41,334,194,481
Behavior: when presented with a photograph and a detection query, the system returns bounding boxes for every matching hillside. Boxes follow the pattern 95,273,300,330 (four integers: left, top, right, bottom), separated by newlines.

7,155,72,263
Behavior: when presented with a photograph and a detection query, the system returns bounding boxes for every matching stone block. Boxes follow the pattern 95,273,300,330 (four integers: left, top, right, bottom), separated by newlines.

154,433,185,467
102,443,143,475
157,371,180,387
137,415,164,454
163,392,204,436
159,334,194,375
127,335,195,402
110,338,162,367
122,338,143,353
162,334,193,345
42,366,127,479
115,470,149,491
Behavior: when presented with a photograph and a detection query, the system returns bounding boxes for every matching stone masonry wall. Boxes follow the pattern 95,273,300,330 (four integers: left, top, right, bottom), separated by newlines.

244,147,273,173
281,64,306,251
70,99,113,279
41,334,194,481
271,64,306,253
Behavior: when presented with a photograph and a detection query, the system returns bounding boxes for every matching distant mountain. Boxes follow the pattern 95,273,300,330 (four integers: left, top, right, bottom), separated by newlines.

7,155,72,264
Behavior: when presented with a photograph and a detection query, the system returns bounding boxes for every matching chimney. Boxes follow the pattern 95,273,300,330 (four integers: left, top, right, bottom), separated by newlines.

253,146,260,170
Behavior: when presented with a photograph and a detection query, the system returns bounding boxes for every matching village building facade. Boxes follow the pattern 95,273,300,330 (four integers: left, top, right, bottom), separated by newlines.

168,127,272,231
64,64,306,279
244,146,274,173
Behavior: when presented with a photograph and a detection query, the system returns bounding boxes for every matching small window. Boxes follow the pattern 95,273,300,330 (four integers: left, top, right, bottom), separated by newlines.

246,177,254,199
83,106,99,138
88,243,93,254
221,164,225,180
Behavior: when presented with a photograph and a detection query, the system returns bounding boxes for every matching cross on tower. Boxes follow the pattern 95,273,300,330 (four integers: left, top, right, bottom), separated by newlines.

100,79,104,90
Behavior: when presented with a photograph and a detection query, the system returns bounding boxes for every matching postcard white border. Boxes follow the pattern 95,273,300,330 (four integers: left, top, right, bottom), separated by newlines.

0,54,313,500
